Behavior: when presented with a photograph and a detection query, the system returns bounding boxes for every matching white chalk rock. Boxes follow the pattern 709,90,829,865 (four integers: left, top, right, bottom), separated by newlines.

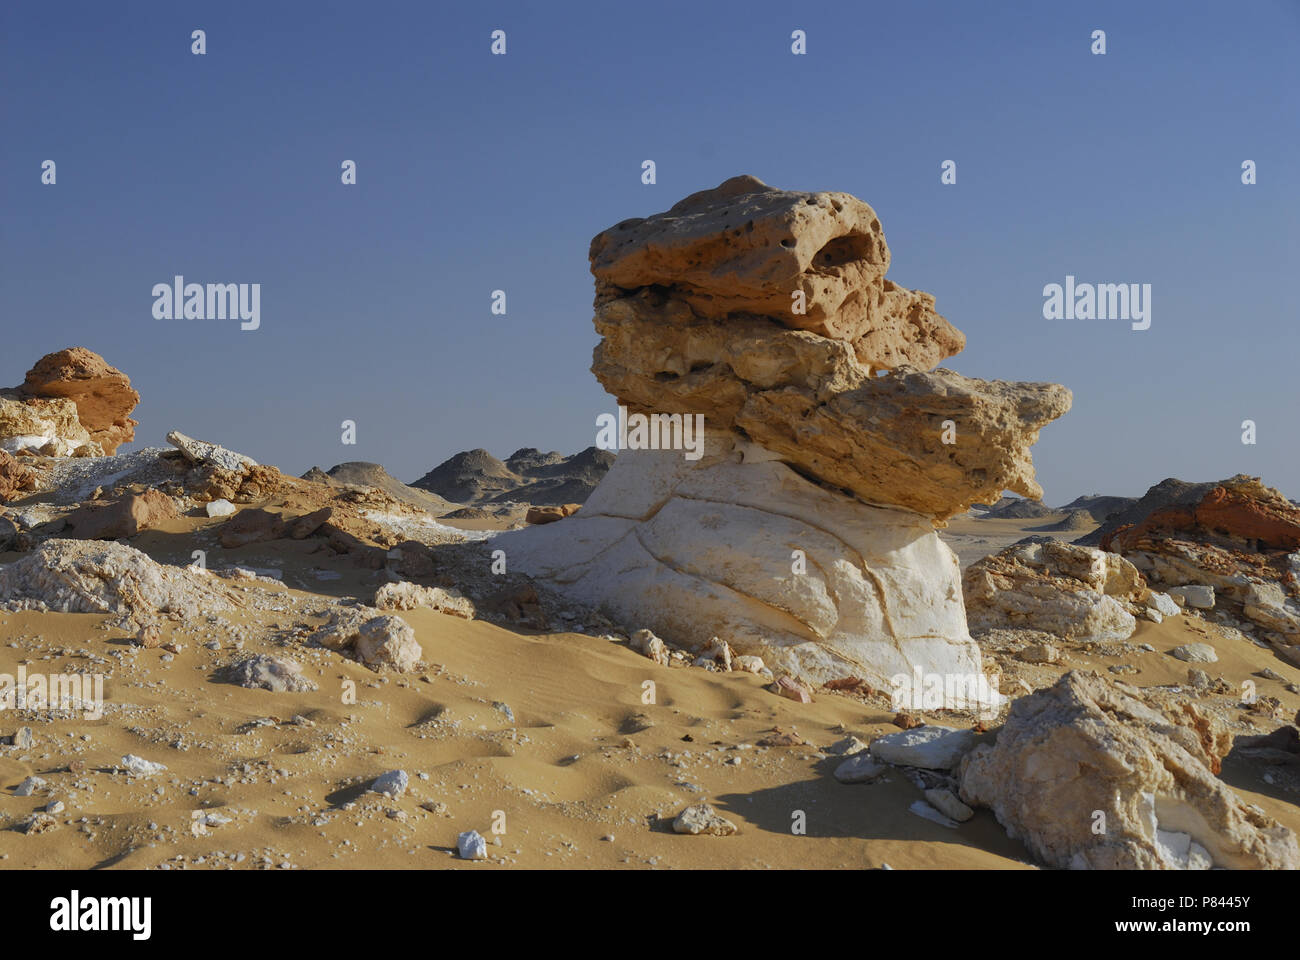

493,433,992,706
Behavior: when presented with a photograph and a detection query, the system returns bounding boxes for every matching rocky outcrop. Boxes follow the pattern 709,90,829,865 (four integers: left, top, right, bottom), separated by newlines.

497,430,987,690
963,539,1147,641
493,176,1070,697
167,430,256,472
0,539,239,628
0,450,40,503
590,174,961,355
959,671,1299,869
1099,476,1300,661
20,348,140,455
0,392,102,457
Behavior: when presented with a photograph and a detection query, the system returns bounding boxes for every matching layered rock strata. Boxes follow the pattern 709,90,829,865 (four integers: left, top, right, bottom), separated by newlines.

494,176,1071,696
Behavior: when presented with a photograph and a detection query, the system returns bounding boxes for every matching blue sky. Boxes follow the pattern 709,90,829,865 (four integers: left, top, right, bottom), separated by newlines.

3,1,1297,503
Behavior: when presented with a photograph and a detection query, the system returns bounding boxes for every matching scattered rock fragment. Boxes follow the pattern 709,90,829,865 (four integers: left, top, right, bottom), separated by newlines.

166,430,257,472
1171,643,1219,663
120,755,167,777
672,804,738,836
771,675,812,704
924,788,974,822
371,770,409,798
373,581,475,619
222,654,318,692
833,755,887,784
630,628,670,666
826,735,867,756
910,800,959,829
15,776,46,796
457,829,488,860
869,725,976,771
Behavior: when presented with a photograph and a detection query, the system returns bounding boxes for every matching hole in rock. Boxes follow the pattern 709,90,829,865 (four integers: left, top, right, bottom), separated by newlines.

813,233,872,270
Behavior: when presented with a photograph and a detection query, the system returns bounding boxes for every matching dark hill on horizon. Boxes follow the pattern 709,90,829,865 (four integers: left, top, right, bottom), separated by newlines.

411,446,615,505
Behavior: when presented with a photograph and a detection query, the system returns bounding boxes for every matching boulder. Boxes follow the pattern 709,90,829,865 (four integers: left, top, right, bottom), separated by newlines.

311,607,422,672
217,507,286,548
166,430,257,472
833,754,887,784
64,489,178,541
958,671,1299,869
1169,585,1215,609
630,628,670,666
963,540,1143,641
869,725,976,770
19,347,140,454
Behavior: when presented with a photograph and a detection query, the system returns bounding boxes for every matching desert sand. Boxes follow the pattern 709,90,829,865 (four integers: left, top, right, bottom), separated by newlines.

0,501,1297,870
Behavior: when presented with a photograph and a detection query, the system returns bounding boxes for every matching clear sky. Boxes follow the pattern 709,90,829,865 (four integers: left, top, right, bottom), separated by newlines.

3,1,1297,504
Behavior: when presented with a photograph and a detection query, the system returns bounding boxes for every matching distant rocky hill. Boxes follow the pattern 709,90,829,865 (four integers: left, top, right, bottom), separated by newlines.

410,447,615,505
301,461,457,514
1058,493,1139,524
976,496,1055,520
1074,478,1220,547
1031,509,1096,533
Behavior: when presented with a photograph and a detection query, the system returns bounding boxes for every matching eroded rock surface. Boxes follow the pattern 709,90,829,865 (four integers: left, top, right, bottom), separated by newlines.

964,539,1146,641
20,347,140,455
496,177,1068,696
959,671,1299,869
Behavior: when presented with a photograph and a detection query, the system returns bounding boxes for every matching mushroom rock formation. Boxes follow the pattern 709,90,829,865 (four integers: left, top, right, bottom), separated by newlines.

19,347,140,455
494,176,1071,697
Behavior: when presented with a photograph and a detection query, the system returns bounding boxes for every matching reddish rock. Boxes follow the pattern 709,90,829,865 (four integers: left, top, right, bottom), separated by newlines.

771,675,812,703
64,489,177,540
20,348,140,455
893,712,924,730
289,506,333,539
824,676,867,692
756,726,808,747
525,505,567,525
1106,476,1300,553
0,450,40,502
218,508,287,548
